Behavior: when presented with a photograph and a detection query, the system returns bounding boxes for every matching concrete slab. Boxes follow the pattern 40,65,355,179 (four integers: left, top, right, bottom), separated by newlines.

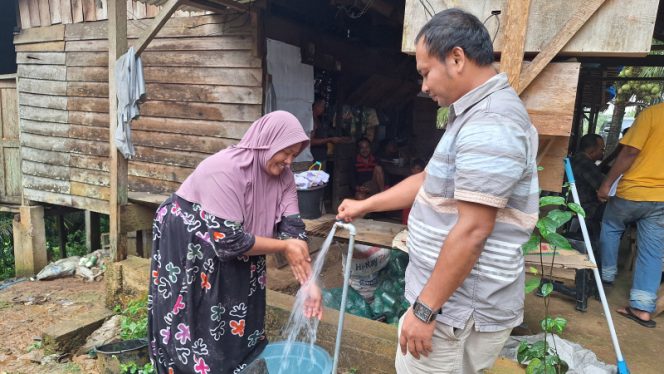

42,308,114,354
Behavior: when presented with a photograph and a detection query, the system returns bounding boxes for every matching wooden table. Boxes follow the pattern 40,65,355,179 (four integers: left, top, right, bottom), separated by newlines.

524,244,596,311
303,214,405,249
524,247,596,280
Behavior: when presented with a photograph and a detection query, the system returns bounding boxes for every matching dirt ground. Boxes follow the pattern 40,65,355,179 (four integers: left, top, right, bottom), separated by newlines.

523,268,663,374
0,277,102,374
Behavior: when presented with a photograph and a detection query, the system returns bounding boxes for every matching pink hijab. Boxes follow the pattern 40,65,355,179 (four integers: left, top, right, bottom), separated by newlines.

176,111,310,237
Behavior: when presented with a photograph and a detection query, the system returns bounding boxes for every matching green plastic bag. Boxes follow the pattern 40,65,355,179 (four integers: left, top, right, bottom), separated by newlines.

369,250,410,323
322,287,373,319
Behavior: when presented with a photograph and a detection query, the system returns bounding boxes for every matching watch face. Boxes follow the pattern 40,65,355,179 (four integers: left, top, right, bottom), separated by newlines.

413,302,432,322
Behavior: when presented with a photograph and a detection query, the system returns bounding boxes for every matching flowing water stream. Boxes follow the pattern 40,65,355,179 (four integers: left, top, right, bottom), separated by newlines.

277,224,339,373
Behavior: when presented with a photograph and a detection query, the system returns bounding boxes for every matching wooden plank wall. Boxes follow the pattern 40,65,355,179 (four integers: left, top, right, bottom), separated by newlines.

17,0,206,29
402,0,659,57
14,13,262,213
0,75,22,205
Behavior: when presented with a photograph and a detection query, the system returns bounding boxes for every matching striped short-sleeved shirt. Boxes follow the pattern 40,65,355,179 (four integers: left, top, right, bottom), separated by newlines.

406,73,539,332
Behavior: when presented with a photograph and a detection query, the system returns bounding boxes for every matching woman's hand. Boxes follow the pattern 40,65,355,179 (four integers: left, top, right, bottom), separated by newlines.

336,198,370,222
302,282,324,320
283,239,311,284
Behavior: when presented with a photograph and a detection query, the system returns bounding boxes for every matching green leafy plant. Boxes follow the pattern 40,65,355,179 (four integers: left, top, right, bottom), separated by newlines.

44,213,90,261
519,192,585,374
0,213,15,281
27,341,43,352
62,363,83,373
120,361,154,374
118,297,149,341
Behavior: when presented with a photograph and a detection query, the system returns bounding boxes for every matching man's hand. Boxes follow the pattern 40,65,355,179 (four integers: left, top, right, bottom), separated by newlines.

283,239,311,284
597,145,640,203
597,182,611,203
399,308,436,359
336,198,370,222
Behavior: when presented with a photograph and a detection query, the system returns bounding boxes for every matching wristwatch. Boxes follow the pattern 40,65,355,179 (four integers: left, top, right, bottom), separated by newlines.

412,298,441,324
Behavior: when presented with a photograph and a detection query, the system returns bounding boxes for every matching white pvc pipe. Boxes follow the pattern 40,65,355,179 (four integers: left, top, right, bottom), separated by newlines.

331,222,357,374
564,158,628,373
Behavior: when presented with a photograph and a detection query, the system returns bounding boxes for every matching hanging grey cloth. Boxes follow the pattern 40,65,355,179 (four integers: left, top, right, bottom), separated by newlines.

114,47,146,159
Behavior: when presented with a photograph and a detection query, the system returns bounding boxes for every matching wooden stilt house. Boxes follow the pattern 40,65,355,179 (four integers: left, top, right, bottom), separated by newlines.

2,0,662,274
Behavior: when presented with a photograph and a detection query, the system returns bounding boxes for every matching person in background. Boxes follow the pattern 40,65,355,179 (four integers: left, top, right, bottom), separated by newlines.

338,9,538,373
599,126,631,174
571,133,606,241
148,111,323,373
310,95,349,166
401,159,427,225
379,139,401,161
353,137,385,200
597,103,664,328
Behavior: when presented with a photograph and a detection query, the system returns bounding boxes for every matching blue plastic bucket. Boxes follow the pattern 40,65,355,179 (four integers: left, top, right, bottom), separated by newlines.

258,341,332,374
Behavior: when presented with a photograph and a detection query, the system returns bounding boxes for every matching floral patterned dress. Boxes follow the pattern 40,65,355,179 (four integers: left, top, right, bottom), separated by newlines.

148,194,306,374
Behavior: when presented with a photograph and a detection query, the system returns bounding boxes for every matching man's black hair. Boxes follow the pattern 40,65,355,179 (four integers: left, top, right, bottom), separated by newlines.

622,126,631,137
579,134,603,152
415,8,494,66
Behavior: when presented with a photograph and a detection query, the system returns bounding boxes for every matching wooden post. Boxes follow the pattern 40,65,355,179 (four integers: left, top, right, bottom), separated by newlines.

141,229,152,258
13,206,48,277
135,230,144,258
57,214,67,258
109,0,128,262
499,0,531,91
85,210,101,252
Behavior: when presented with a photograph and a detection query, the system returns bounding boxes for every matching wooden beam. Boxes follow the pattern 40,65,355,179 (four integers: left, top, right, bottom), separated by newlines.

517,0,607,94
85,210,101,252
250,8,262,58
120,203,156,233
109,0,128,262
57,214,67,258
499,0,531,90
133,0,182,57
182,0,250,13
14,23,65,44
128,191,169,206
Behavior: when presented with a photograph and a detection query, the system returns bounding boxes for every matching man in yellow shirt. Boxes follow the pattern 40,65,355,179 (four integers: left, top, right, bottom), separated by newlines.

597,103,664,328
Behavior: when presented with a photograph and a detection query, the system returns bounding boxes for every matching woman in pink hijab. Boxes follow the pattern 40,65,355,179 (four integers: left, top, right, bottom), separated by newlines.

148,111,322,374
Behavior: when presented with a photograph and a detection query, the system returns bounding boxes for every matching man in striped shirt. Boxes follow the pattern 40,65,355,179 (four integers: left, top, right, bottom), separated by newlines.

337,8,539,373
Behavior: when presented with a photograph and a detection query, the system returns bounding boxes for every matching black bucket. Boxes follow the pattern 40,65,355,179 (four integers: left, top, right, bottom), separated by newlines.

96,338,149,374
297,184,326,219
